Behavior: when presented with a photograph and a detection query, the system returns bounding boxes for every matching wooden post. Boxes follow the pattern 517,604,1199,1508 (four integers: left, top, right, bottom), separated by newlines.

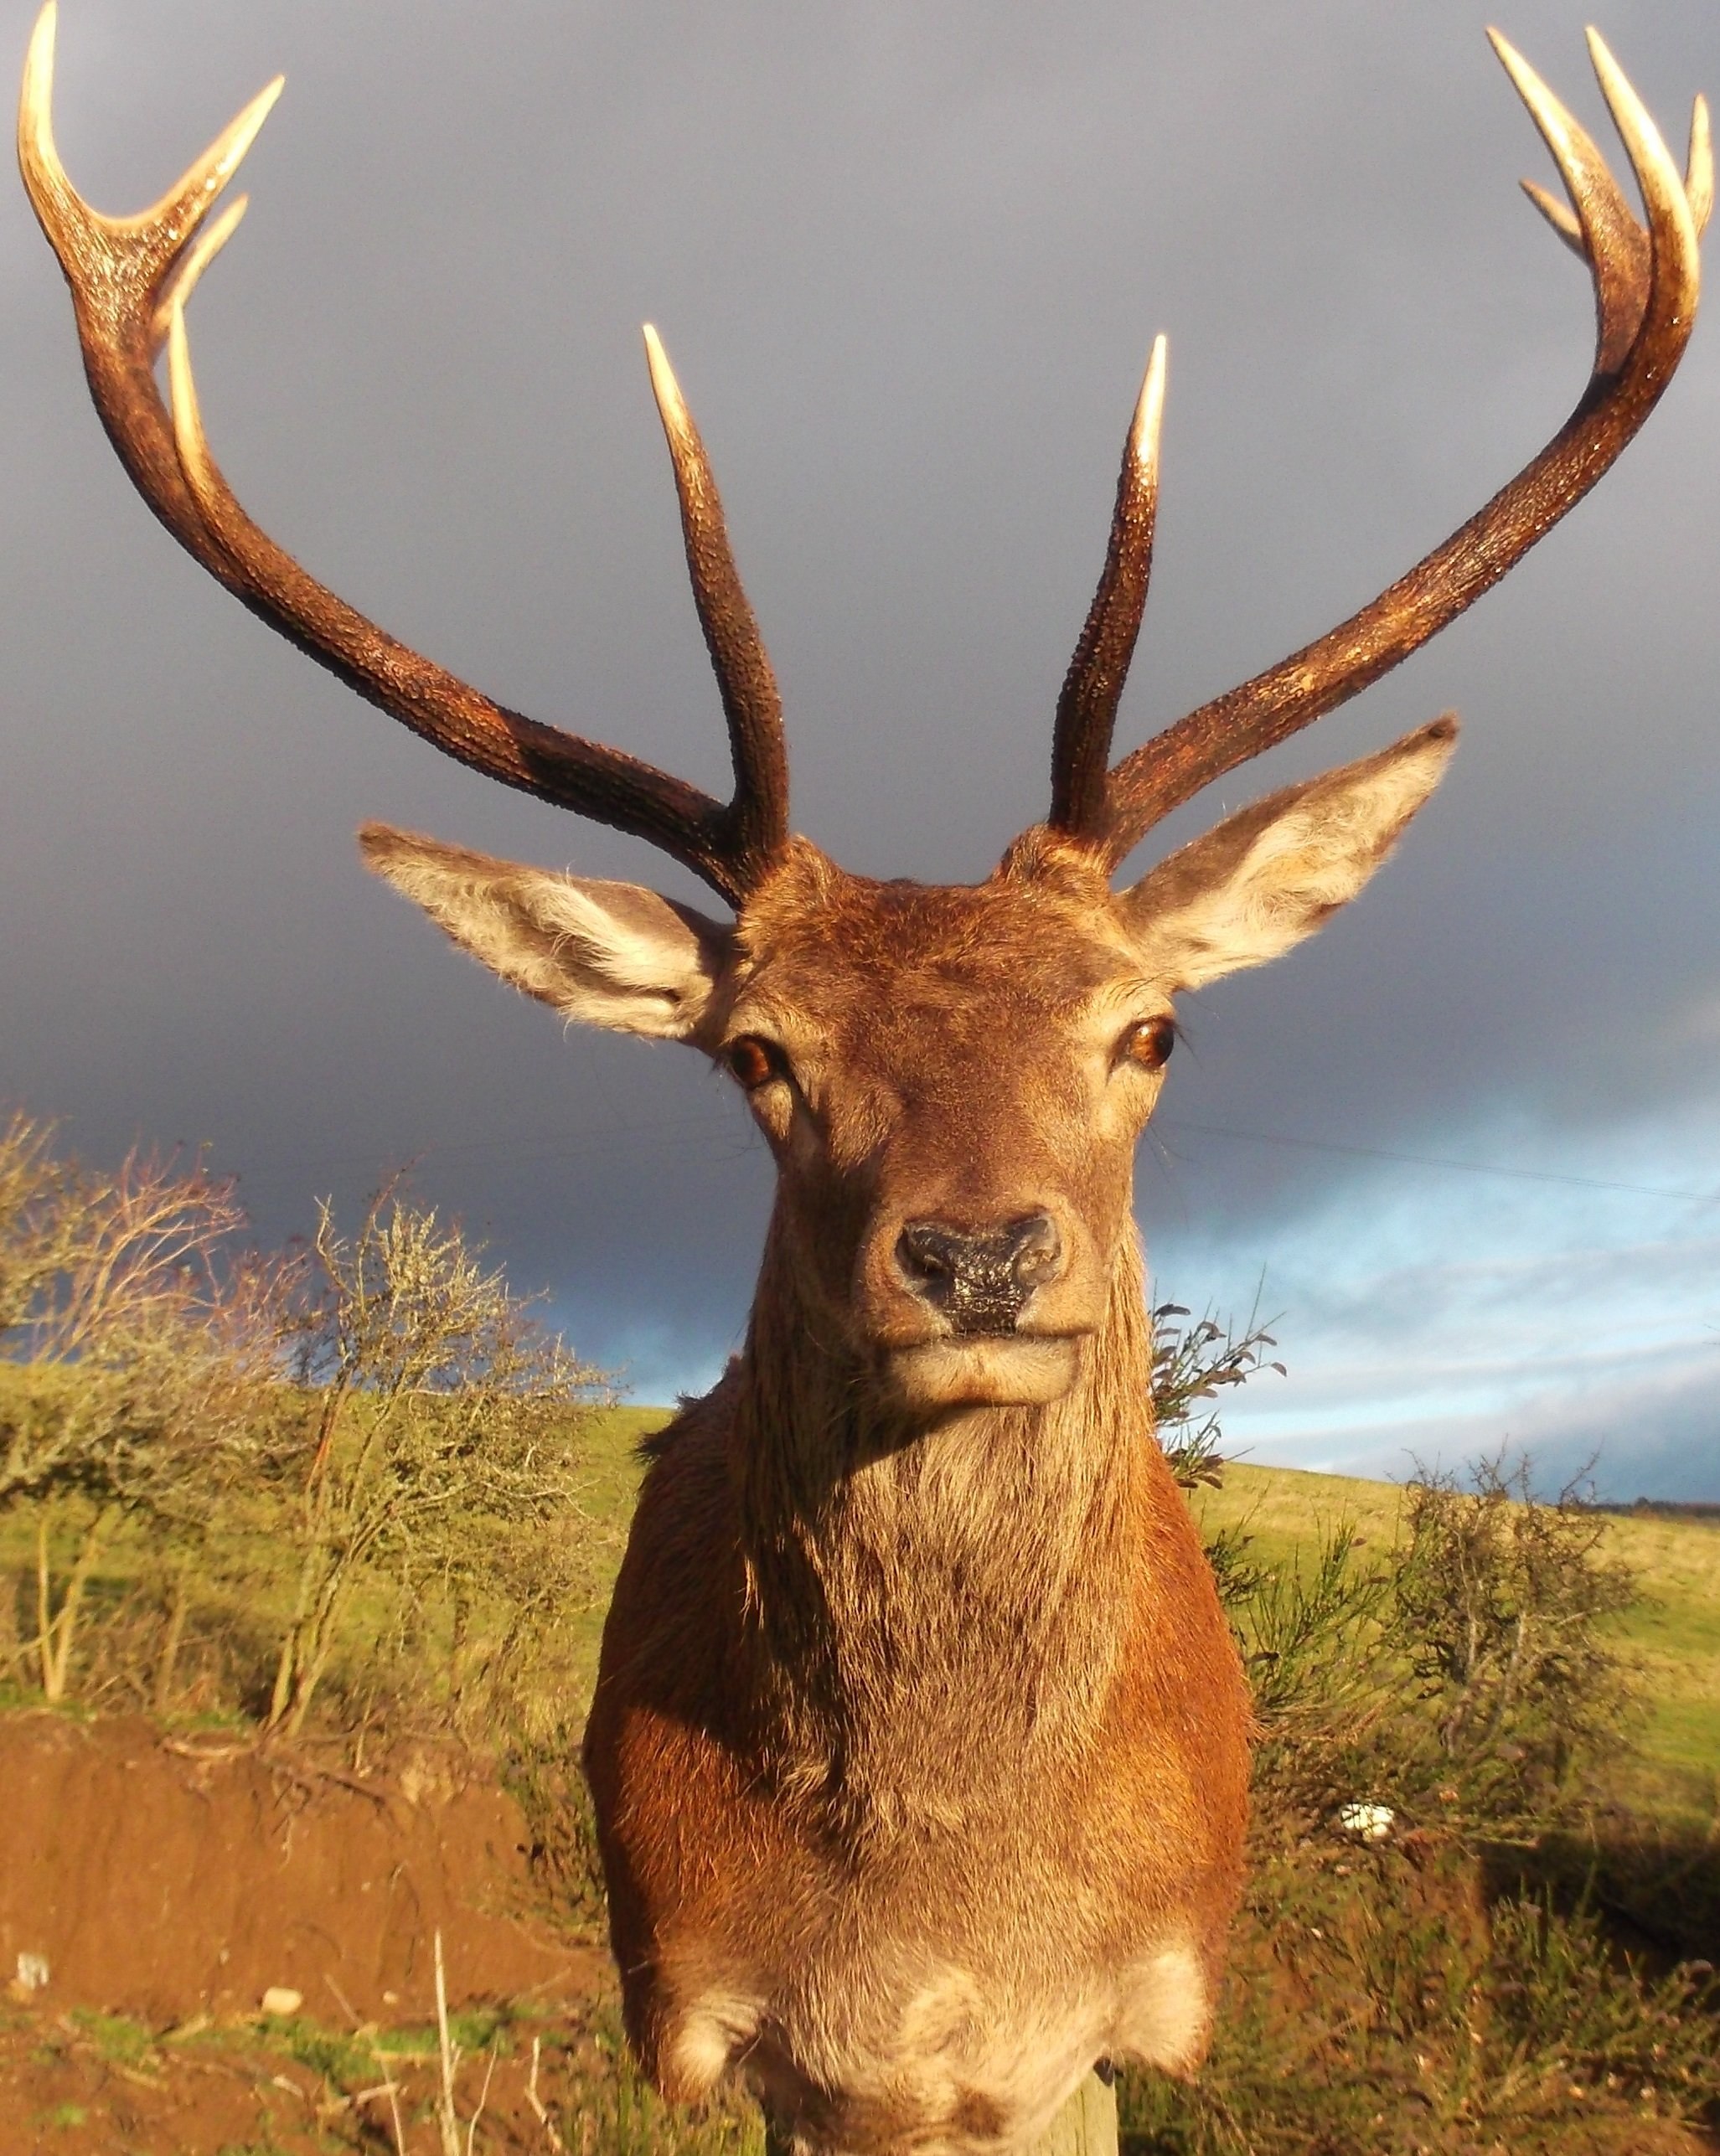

1026,2070,1118,2156
761,2069,1118,2156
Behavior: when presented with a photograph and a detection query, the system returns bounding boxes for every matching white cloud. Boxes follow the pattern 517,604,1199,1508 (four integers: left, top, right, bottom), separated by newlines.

1152,1097,1720,1499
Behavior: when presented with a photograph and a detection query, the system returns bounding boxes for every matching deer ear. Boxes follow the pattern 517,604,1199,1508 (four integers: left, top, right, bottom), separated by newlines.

358,825,731,1041
1117,718,1457,991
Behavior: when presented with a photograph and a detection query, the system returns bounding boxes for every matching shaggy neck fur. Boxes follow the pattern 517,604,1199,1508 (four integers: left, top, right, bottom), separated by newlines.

726,1210,1157,1838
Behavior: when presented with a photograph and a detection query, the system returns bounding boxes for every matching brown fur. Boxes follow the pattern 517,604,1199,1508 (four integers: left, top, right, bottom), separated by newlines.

365,736,1455,2151
583,843,1254,2153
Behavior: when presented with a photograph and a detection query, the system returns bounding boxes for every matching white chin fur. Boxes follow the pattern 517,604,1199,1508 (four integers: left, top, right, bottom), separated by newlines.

885,1336,1081,1409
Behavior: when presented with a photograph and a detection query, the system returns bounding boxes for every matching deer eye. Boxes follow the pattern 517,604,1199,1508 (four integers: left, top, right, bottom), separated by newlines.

726,1034,787,1091
1116,1016,1175,1072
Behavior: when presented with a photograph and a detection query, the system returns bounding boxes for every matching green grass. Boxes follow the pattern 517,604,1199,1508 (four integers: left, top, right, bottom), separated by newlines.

566,1406,674,1682
1599,1511,1720,1790
580,1406,675,1519
68,2007,158,2068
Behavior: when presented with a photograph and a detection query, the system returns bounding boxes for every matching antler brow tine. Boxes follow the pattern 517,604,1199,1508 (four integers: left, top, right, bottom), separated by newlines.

1058,30,1703,870
19,2,787,908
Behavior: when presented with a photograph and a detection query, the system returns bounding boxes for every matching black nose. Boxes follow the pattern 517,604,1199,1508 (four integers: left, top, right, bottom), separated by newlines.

896,1214,1062,1335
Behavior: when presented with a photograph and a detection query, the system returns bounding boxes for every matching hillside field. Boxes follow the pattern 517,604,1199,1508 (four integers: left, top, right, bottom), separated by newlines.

6,1399,1714,1816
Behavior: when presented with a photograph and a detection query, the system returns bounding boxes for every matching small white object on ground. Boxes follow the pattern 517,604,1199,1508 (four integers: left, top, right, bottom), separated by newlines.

14,1952,49,1994
260,1985,304,2016
1336,1803,1395,1842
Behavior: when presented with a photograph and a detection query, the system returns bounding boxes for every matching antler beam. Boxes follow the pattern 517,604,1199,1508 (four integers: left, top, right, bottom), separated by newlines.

1051,31,1708,869
17,2,786,906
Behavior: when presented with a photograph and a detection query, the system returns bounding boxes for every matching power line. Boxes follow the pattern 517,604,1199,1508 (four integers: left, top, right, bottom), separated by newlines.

1155,1117,1720,1206
209,1105,1717,1211
218,1112,752,1193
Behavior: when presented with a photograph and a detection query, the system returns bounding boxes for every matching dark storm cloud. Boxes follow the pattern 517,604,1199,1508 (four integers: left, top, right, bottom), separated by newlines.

3,3,1717,1469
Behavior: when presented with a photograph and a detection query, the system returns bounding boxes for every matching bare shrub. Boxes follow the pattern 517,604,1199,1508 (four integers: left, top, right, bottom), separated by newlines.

0,1114,287,1700
261,1181,614,1737
0,1109,78,1350
1224,1454,1647,1853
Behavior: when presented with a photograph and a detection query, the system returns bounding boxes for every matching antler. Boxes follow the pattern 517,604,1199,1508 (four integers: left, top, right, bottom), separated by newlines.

17,3,787,907
1049,337,1165,834
1051,30,1708,870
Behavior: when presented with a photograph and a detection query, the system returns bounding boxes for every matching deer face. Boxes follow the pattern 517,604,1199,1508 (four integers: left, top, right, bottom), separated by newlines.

361,716,1454,1413
715,843,1164,1409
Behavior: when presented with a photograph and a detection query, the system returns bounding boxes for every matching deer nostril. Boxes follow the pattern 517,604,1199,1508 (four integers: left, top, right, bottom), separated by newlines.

895,1214,1062,1334
897,1222,959,1291
1007,1212,1061,1291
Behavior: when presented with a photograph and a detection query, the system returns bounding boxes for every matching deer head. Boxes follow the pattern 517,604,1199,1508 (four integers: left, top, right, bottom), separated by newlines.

20,8,1708,1419
355,719,1456,1417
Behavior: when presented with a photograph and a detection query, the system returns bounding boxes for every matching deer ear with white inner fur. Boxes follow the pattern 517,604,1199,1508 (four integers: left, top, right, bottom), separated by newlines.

358,824,731,1042
1117,718,1458,993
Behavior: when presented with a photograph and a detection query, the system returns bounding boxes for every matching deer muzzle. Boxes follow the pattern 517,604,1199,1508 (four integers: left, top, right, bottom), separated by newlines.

875,1210,1085,1409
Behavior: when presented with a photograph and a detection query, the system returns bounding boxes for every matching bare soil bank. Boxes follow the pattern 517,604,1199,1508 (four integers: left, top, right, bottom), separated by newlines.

0,1711,601,2024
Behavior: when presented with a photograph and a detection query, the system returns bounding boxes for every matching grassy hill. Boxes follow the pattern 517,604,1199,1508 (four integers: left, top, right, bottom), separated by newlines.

8,1393,1712,1818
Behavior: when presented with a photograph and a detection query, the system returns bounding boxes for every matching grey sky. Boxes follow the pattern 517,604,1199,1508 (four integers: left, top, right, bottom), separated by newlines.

4,1,1717,1493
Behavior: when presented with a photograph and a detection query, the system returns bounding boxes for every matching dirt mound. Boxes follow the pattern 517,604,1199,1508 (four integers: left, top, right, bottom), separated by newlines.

0,1712,602,2023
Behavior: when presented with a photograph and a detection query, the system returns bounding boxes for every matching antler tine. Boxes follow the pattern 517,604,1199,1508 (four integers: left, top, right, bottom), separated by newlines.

1520,178,1584,259
1687,95,1713,238
1495,30,1648,372
19,3,783,908
18,3,281,554
1049,336,1166,838
1530,81,1715,256
18,5,280,287
1084,32,1702,873
643,328,789,890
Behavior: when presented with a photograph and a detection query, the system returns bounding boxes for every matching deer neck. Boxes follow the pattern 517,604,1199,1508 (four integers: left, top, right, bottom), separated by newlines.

726,1213,1157,1827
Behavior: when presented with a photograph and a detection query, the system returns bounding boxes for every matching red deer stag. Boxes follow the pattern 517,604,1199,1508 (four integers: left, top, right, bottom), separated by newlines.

22,10,1708,2150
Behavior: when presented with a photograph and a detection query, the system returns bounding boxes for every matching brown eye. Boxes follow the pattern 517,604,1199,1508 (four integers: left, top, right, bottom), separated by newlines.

1118,1016,1175,1072
726,1034,784,1091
